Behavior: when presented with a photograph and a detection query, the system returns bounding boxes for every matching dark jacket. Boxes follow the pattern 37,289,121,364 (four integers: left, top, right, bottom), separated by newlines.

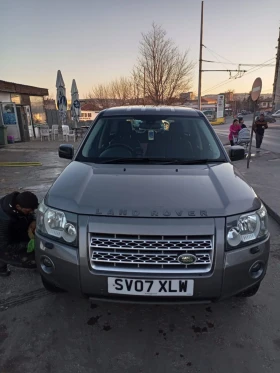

0,192,34,254
254,119,268,136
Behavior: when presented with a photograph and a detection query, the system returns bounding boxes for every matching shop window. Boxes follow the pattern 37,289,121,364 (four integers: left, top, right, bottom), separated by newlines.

11,94,21,105
30,96,47,124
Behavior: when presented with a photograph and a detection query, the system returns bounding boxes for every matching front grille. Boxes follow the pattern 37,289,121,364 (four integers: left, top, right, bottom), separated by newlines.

89,234,214,274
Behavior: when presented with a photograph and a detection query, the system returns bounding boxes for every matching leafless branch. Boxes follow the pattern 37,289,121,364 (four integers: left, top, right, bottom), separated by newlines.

133,23,195,105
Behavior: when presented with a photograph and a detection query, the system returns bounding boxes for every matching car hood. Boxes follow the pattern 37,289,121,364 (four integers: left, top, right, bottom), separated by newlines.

45,161,261,218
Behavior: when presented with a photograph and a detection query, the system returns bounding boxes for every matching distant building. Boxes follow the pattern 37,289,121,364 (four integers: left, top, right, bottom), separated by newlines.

233,92,272,101
224,91,234,102
203,94,218,101
44,98,56,110
183,97,217,110
258,97,273,111
0,79,48,141
80,103,99,121
180,92,195,101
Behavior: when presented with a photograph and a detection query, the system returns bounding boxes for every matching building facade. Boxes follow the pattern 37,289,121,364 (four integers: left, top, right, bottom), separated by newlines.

0,80,48,141
80,103,99,122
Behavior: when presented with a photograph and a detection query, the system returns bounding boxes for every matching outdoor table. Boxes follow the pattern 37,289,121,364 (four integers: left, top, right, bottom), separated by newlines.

73,127,88,140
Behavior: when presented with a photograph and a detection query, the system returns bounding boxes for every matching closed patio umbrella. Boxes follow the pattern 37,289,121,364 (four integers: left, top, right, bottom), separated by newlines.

56,70,67,126
71,79,81,128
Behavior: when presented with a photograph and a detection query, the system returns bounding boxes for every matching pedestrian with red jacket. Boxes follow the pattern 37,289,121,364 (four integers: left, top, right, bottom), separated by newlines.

229,119,241,146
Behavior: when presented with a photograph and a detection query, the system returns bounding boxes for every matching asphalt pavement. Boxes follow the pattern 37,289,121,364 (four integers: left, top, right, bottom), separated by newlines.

214,115,280,153
0,215,279,373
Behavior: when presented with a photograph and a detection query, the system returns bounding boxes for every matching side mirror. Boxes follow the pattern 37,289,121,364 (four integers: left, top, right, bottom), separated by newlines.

228,145,245,162
59,144,74,160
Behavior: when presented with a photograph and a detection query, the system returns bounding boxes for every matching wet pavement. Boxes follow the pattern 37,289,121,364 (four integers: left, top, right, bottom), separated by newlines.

0,140,79,201
1,138,280,373
0,216,279,373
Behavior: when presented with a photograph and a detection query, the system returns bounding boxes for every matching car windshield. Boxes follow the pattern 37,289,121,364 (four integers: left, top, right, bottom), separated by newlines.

76,114,226,164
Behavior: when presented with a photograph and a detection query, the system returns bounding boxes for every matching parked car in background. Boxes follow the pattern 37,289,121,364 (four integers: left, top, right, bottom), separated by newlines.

35,106,270,303
202,110,215,121
272,110,280,118
255,113,276,123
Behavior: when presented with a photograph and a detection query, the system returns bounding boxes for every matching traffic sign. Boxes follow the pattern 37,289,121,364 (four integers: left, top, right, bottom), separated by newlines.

251,77,262,102
247,77,262,169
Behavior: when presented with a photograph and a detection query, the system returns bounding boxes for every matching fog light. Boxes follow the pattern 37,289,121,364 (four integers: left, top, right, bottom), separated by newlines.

40,256,55,274
249,261,264,279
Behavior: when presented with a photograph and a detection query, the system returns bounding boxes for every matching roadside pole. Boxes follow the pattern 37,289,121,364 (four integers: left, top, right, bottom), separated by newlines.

197,1,204,110
247,101,257,168
247,77,262,169
143,67,146,106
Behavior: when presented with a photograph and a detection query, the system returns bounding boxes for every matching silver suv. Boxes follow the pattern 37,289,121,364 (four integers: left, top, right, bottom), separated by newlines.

35,107,270,303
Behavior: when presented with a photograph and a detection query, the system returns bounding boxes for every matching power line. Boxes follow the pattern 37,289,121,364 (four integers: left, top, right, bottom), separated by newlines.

203,60,275,67
241,57,275,72
202,60,237,65
203,46,229,70
203,45,235,64
239,63,275,67
239,57,275,77
202,57,275,94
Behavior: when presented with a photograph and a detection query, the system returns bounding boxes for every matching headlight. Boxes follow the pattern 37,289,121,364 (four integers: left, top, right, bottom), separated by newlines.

36,201,78,246
226,205,268,249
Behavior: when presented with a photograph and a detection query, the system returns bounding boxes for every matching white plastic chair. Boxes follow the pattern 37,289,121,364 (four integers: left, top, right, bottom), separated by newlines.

28,127,34,140
40,125,51,141
51,125,59,140
62,125,75,142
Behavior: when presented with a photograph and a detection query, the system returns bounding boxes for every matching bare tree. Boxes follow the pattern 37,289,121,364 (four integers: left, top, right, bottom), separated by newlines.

110,77,134,105
87,83,112,109
133,23,195,105
88,77,136,108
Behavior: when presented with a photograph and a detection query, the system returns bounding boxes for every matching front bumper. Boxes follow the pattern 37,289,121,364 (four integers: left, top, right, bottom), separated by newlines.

35,229,270,303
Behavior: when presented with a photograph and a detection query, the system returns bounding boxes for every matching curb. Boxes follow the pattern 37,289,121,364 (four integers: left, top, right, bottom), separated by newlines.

262,200,280,225
211,122,225,126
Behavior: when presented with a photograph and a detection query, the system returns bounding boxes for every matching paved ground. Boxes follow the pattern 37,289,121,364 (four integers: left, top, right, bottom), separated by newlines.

234,151,280,224
0,216,279,373
1,136,280,373
0,140,78,201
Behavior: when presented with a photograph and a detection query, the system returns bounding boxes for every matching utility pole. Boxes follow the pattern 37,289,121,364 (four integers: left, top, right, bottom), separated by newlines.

143,67,146,106
198,1,204,110
272,27,280,110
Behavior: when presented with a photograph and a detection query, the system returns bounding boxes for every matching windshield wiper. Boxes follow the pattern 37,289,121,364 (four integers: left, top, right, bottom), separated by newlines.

99,158,226,165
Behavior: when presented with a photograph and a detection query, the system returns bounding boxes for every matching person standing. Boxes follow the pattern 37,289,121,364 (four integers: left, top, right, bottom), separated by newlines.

0,191,38,276
253,114,268,152
239,117,247,129
229,119,241,146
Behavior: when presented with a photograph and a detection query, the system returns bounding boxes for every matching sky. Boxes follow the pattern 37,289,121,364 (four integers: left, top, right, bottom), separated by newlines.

0,0,279,98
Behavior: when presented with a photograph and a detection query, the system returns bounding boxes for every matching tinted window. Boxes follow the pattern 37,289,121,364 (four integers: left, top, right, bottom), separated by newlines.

77,115,225,163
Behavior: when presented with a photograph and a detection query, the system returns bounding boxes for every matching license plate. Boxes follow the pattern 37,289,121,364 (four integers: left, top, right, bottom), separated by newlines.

108,278,194,296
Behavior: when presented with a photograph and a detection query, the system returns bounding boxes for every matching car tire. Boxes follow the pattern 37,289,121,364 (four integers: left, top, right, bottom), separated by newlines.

236,282,260,298
41,275,65,293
